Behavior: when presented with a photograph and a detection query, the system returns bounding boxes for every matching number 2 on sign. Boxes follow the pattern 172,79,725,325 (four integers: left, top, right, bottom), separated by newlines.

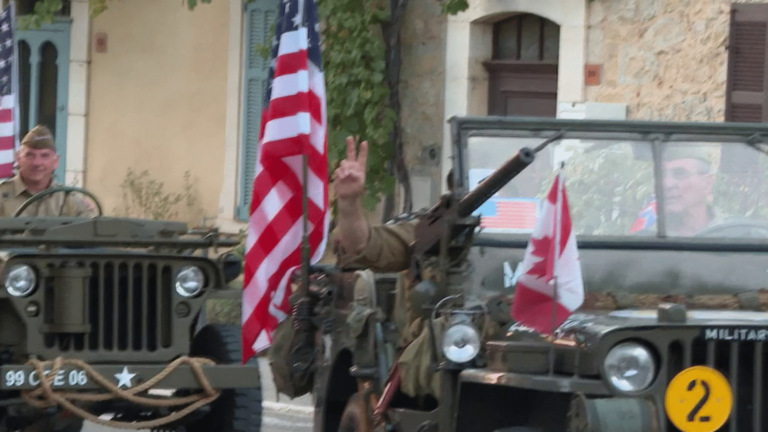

665,365,732,432
687,379,711,423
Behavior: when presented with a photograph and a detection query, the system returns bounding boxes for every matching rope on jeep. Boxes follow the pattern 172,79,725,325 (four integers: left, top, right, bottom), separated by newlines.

20,356,221,430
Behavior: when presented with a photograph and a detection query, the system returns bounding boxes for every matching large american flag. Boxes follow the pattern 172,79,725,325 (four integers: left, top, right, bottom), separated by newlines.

0,3,17,178
241,0,329,363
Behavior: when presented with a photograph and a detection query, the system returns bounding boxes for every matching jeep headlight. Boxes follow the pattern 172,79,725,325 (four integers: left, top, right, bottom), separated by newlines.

175,266,204,297
442,323,481,364
5,264,36,297
604,342,656,393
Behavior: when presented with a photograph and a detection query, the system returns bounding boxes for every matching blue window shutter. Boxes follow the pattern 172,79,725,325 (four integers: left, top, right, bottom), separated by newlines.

15,20,71,184
237,0,278,221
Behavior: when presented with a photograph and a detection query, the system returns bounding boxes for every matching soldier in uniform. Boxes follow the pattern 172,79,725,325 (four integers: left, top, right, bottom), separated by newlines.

0,125,97,218
660,145,721,236
332,137,465,402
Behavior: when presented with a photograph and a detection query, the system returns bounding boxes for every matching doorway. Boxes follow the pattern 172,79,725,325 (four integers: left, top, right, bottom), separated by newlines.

484,13,560,117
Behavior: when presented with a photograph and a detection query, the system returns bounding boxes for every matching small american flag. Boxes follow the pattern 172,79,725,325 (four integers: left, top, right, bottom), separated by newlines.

0,3,17,179
241,0,329,363
476,198,540,231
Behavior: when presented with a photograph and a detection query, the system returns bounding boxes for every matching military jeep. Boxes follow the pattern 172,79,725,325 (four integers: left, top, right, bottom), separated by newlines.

0,187,261,432
293,116,768,432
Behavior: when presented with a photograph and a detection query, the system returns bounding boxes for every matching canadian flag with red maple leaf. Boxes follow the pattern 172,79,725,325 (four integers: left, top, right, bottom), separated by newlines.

510,169,585,334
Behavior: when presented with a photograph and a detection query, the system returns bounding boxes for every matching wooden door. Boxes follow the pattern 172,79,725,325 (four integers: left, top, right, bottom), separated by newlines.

484,14,559,117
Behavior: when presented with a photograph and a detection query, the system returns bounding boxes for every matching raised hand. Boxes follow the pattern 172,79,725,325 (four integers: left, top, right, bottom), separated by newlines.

333,136,368,200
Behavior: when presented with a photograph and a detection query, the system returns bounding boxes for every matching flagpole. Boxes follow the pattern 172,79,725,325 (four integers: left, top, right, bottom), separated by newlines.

548,162,564,376
299,5,310,299
301,153,309,294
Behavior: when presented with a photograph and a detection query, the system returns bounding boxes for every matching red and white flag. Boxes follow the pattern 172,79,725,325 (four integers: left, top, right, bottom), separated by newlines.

510,169,584,334
241,0,329,363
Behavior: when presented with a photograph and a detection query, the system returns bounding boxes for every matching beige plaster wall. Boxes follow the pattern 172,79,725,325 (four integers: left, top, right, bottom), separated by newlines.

398,0,447,210
85,0,229,226
585,0,759,121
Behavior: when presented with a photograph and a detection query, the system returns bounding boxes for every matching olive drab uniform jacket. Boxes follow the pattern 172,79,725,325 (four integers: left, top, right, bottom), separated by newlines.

334,215,453,400
0,175,98,218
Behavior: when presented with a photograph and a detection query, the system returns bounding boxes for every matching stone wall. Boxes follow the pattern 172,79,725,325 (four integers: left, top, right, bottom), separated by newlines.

585,0,760,121
398,0,447,211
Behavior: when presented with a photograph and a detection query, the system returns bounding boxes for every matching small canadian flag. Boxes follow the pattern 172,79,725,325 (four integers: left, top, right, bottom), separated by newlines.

510,168,585,334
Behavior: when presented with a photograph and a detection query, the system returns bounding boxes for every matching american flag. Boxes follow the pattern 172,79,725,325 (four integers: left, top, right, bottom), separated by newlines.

476,198,540,231
241,0,329,363
0,3,17,179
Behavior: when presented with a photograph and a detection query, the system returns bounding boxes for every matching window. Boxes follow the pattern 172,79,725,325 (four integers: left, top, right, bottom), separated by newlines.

14,8,71,183
493,14,559,62
237,0,279,221
725,3,768,123
484,14,560,117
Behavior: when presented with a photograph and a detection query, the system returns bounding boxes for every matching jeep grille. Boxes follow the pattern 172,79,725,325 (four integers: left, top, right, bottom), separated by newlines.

43,261,174,353
666,336,766,432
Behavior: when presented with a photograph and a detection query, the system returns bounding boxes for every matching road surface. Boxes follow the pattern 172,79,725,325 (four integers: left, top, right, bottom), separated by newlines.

81,357,314,432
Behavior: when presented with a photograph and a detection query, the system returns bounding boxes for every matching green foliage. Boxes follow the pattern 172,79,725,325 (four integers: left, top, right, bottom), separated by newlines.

254,0,398,212
115,168,199,221
16,0,61,30
16,0,223,30
710,149,768,221
89,0,108,17
439,0,468,15
555,144,653,235
520,142,653,236
317,0,397,211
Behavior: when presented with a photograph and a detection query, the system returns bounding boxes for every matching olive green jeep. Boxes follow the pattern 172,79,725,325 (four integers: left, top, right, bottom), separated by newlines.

285,116,768,432
0,187,261,432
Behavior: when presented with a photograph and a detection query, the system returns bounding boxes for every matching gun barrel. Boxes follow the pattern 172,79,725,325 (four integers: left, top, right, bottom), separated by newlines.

457,147,536,218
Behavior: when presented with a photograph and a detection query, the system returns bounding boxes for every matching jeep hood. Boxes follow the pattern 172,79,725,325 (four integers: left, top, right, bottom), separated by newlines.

502,309,768,345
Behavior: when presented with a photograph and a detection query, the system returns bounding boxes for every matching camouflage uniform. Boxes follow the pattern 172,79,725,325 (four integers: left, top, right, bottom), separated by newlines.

0,125,97,218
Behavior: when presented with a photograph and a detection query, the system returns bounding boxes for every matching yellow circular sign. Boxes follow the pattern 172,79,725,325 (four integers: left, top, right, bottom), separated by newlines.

665,366,733,432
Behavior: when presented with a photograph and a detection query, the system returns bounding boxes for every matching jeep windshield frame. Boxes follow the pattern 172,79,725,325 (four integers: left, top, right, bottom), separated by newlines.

450,116,768,251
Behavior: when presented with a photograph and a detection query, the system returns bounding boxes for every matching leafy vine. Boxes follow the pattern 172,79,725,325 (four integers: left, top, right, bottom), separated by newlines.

316,0,397,212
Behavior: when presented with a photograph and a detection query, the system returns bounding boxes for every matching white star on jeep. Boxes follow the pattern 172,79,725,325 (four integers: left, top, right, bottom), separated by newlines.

114,367,136,389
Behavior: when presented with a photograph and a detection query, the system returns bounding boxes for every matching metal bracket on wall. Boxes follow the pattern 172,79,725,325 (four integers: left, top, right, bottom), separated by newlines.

419,144,441,167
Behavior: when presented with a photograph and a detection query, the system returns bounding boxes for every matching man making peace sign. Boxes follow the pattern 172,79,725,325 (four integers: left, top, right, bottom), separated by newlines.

331,136,459,401
333,136,416,273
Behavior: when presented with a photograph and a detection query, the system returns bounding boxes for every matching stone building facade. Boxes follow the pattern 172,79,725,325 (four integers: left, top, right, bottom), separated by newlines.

397,0,767,211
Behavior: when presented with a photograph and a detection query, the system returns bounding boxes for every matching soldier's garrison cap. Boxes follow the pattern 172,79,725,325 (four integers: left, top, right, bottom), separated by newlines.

663,144,715,169
20,125,55,151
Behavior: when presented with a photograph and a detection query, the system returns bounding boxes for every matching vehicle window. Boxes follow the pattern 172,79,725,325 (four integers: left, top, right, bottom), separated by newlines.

467,136,654,236
467,136,768,239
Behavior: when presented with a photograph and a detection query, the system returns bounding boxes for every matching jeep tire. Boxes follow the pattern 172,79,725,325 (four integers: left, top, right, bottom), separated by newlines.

186,324,262,432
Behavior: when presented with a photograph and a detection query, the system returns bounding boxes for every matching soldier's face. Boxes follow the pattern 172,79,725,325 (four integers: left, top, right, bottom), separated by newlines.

662,158,713,214
17,147,59,184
